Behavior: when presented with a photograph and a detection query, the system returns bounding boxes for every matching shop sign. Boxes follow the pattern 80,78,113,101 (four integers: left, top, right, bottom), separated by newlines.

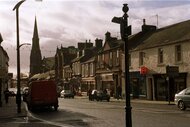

101,74,113,81
166,65,179,77
140,66,148,75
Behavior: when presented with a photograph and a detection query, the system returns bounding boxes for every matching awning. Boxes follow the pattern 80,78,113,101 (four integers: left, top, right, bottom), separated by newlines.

101,73,113,81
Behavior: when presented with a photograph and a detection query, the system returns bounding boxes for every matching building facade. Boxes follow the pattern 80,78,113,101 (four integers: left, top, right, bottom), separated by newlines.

96,32,123,97
55,46,77,86
0,33,9,106
129,20,190,101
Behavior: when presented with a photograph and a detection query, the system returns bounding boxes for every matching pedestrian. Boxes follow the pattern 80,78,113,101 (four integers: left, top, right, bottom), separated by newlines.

103,88,107,94
88,89,92,101
116,85,122,100
4,88,9,104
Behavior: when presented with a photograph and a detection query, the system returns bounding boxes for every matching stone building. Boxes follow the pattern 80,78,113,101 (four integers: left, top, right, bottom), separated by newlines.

55,46,77,86
0,33,9,106
96,32,123,97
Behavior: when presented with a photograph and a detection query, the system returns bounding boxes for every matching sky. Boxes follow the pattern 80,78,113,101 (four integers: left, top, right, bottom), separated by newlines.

1,0,190,76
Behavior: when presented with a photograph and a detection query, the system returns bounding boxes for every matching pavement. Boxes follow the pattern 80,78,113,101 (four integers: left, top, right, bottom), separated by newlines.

0,96,175,127
0,97,60,127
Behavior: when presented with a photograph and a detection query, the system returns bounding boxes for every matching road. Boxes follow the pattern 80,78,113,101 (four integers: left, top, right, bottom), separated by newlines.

28,97,190,127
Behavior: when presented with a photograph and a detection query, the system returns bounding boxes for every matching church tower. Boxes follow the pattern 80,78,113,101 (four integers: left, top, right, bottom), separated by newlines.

30,17,42,77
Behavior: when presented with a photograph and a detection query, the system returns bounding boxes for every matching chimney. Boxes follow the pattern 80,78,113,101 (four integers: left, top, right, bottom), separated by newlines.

105,31,111,41
143,19,146,25
95,38,103,49
142,19,157,32
78,43,85,50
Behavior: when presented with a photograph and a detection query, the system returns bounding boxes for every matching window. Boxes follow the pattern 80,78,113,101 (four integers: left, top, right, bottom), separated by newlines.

97,55,100,68
84,64,89,77
175,45,182,62
139,52,144,66
82,50,85,56
90,63,94,76
109,52,113,66
158,48,163,64
116,50,119,65
100,54,104,68
82,64,85,77
77,52,80,58
102,54,105,62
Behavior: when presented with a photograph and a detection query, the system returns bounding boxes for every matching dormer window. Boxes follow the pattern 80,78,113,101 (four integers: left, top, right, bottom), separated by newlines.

77,52,80,58
82,50,85,56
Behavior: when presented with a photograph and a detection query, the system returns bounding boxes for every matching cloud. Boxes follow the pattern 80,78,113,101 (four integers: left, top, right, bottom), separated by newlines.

2,0,190,75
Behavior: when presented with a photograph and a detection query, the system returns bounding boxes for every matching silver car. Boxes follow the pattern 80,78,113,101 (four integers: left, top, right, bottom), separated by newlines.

175,87,190,110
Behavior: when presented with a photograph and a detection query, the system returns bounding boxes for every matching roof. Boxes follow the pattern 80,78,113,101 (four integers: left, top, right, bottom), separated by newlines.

132,20,190,51
29,70,55,81
42,57,55,70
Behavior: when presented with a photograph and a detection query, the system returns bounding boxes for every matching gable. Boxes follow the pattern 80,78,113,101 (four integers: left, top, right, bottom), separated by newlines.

103,41,111,51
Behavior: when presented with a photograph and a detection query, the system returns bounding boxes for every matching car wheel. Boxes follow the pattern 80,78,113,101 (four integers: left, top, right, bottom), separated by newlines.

178,101,186,110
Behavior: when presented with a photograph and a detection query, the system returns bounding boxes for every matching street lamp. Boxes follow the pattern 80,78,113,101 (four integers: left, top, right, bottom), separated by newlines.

13,0,26,113
112,4,132,127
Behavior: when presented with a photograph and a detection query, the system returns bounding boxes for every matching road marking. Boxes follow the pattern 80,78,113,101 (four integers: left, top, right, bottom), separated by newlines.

24,103,73,127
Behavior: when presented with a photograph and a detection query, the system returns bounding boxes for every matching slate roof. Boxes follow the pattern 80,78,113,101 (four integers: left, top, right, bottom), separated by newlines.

131,20,190,51
42,57,55,70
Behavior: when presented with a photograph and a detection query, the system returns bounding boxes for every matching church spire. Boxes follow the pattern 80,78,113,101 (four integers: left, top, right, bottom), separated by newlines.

30,17,42,77
33,17,39,39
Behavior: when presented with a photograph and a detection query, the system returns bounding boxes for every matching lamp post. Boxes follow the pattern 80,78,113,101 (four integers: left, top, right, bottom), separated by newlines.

13,0,26,113
112,4,132,127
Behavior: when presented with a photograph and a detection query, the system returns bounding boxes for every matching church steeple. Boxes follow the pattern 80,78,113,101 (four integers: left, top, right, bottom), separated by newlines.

33,17,39,39
30,17,42,77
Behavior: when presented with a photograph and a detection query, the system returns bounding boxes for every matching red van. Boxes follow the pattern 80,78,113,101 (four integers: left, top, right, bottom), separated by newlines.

27,80,59,111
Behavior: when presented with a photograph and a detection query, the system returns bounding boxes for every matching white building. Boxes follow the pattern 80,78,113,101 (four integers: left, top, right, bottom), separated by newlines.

129,20,190,101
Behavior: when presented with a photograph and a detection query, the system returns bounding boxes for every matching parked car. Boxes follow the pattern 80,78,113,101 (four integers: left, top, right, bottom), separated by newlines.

90,89,110,102
175,87,190,110
89,89,97,101
60,90,74,98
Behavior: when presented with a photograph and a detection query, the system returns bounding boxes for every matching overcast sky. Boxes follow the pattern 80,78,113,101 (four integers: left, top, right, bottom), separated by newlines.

1,0,190,75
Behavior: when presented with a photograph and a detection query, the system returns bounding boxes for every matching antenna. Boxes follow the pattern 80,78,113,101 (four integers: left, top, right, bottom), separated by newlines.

156,14,158,28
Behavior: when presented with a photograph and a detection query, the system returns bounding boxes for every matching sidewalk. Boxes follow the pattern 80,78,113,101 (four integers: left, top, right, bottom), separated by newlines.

0,97,27,127
0,97,61,127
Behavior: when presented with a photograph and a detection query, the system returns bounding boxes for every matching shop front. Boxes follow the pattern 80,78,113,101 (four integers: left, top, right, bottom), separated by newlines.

153,73,187,101
81,77,96,92
130,71,147,99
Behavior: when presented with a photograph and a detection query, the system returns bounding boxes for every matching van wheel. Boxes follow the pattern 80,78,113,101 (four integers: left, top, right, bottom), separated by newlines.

54,106,58,111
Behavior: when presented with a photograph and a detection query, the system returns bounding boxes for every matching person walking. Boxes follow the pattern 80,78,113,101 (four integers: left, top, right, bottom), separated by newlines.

4,88,9,104
116,85,122,100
